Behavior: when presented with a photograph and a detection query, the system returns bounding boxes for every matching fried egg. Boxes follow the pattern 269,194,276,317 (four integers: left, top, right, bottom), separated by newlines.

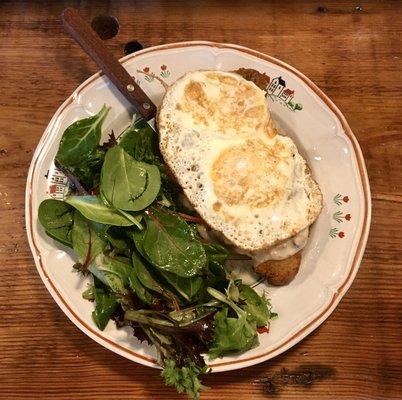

158,70,322,252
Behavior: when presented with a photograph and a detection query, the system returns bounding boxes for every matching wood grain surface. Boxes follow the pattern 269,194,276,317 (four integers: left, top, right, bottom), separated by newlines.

0,1,401,399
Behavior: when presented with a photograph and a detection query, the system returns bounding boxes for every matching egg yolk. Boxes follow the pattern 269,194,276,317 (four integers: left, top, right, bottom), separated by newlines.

211,139,293,208
178,73,269,137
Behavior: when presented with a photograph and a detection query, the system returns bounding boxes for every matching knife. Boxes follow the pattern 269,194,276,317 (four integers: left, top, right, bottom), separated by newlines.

61,7,157,122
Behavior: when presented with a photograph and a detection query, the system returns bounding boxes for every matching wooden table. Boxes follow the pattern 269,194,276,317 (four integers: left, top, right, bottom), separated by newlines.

1,1,401,399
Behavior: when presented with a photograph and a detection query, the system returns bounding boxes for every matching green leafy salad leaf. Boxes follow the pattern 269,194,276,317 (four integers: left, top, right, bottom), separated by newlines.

142,207,207,278
100,145,161,211
56,105,110,188
66,195,140,227
207,285,258,359
37,106,278,400
119,115,161,165
71,211,106,268
88,254,131,294
161,358,209,400
104,226,132,256
92,277,118,330
131,228,202,304
38,199,74,247
239,284,272,327
118,115,180,205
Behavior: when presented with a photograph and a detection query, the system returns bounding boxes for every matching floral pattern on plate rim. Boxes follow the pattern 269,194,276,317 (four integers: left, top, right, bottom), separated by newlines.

329,194,351,238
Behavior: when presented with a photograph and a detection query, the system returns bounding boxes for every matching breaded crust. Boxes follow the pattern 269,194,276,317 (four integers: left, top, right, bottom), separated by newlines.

254,251,302,286
233,68,270,90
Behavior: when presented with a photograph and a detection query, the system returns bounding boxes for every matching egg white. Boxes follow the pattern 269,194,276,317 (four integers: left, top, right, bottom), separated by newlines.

158,70,322,251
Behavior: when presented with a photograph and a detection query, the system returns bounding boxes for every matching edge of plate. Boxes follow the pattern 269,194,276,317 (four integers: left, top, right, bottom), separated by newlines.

25,41,371,373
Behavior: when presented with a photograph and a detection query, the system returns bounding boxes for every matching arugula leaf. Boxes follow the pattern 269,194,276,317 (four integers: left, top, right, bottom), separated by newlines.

100,146,161,211
239,284,271,327
56,105,109,167
92,277,118,330
71,211,107,267
207,285,259,359
38,199,74,247
142,208,207,278
161,358,209,400
88,254,131,294
66,195,139,226
208,307,257,359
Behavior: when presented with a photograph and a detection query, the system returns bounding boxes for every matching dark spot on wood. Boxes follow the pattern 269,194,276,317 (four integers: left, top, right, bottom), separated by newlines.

91,15,119,40
124,40,144,55
355,5,363,11
316,6,328,13
0,149,8,155
254,364,335,395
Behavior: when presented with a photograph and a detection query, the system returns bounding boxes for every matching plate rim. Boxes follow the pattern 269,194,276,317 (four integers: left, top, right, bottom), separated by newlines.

25,40,371,372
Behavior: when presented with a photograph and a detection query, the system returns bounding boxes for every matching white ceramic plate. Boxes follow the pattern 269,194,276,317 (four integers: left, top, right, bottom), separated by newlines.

26,41,371,372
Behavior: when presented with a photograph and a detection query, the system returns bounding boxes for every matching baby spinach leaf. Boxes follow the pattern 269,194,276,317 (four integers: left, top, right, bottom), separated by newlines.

142,208,207,278
239,284,271,327
203,243,229,290
132,252,163,294
208,307,258,359
100,146,161,211
66,195,139,226
160,271,203,303
62,148,105,189
118,115,181,206
56,105,110,167
38,199,74,247
89,254,131,294
119,115,161,165
99,188,144,230
105,226,132,256
204,243,229,267
131,228,147,256
128,268,158,306
131,230,197,302
92,277,118,331
71,211,107,266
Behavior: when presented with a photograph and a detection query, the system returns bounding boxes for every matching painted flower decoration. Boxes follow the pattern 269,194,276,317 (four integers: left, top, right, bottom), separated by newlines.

159,65,170,78
345,214,351,221
143,67,150,73
338,231,345,238
343,196,349,203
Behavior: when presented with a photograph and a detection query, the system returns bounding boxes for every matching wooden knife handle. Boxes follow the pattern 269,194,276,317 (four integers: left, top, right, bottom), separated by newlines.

61,8,157,120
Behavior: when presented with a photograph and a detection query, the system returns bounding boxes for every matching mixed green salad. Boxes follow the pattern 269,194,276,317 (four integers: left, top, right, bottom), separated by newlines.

38,105,277,399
